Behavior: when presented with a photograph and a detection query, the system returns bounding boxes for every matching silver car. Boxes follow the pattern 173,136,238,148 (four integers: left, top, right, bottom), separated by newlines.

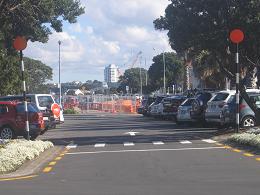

176,98,194,124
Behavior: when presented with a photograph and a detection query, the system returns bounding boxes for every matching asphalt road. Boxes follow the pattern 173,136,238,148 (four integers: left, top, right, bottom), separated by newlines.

0,113,260,195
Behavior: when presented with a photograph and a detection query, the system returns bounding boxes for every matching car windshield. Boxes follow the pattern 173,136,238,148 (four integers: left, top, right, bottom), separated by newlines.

38,96,54,107
16,103,39,113
212,93,229,101
181,98,193,106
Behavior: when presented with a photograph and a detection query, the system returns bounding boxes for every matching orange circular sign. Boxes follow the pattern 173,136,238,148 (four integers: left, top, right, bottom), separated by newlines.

230,29,244,44
51,103,61,118
13,36,27,51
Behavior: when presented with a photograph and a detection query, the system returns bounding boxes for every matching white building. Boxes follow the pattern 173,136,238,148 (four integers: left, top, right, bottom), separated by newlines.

104,64,120,83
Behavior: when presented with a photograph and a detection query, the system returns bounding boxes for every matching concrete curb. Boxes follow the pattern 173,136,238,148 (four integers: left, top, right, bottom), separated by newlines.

0,146,64,179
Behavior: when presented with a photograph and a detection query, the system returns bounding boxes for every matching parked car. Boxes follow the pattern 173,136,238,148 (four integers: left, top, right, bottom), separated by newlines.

219,90,260,128
137,97,156,116
162,96,187,120
0,101,45,139
147,96,166,117
190,91,216,125
176,98,195,124
0,94,64,130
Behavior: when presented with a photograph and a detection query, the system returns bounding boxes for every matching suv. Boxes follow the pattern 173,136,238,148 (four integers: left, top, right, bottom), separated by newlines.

205,89,260,127
162,96,187,120
190,91,216,124
0,101,45,139
0,94,64,129
220,91,260,127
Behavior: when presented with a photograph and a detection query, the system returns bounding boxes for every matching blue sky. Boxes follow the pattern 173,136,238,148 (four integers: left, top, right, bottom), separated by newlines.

24,0,172,83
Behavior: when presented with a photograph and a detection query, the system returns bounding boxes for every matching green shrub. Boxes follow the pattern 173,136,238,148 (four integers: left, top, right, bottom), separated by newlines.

63,108,79,114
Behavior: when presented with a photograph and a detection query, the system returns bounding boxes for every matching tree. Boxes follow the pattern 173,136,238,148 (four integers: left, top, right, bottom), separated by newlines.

118,68,147,94
148,52,184,92
23,57,53,93
154,0,260,124
0,0,85,48
0,0,84,95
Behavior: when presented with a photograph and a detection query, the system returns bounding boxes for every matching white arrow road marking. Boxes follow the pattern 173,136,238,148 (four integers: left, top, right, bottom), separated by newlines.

202,139,217,143
124,142,135,146
153,141,164,145
124,131,140,136
66,144,78,149
179,140,192,144
94,143,106,147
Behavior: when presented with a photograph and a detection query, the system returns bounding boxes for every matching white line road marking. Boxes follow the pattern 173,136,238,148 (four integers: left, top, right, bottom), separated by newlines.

94,143,106,147
153,141,164,145
124,142,135,146
180,140,192,144
202,139,217,143
66,144,78,149
67,146,225,155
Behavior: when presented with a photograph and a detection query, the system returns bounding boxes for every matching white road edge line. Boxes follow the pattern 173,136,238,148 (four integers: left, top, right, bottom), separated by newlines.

153,141,164,145
66,146,225,155
124,142,135,146
202,139,217,143
94,143,106,147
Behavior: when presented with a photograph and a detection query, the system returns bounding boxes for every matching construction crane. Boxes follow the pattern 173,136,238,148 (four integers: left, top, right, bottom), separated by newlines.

128,51,142,69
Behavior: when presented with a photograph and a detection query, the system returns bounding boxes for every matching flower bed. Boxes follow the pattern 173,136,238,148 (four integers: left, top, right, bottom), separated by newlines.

0,139,53,174
227,133,260,148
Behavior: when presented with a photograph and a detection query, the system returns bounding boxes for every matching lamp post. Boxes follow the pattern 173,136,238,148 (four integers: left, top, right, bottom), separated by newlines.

153,48,166,94
58,40,62,107
162,52,166,94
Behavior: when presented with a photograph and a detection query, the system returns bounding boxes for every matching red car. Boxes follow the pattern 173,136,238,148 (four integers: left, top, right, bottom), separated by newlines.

0,101,45,140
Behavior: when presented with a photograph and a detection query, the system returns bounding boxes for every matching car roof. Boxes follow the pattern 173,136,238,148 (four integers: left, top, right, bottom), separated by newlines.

164,95,186,100
0,101,17,105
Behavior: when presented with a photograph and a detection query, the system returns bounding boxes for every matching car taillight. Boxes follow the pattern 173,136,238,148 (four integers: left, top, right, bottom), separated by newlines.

239,104,246,111
218,102,226,108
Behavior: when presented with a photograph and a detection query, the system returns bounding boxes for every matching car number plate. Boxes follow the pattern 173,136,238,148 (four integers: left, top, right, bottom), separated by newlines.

43,117,49,120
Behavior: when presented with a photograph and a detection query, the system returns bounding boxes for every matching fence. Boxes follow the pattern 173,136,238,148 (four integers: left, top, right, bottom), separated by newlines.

62,95,141,114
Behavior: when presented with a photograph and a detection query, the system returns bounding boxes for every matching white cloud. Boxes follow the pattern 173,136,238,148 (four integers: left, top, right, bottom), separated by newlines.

24,0,171,82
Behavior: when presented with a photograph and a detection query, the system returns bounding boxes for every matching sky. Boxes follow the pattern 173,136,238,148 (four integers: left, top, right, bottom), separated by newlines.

24,0,172,83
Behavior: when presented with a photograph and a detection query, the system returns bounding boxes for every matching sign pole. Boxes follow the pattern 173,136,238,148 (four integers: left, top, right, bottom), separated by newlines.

229,29,244,133
20,51,30,140
13,36,29,140
235,44,240,133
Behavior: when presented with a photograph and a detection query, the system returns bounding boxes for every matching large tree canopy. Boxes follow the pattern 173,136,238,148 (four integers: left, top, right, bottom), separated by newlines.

154,0,260,124
0,0,85,47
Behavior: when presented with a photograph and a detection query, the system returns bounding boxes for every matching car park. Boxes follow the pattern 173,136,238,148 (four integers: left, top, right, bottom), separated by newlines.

0,94,64,129
162,95,187,120
176,98,195,124
0,101,45,139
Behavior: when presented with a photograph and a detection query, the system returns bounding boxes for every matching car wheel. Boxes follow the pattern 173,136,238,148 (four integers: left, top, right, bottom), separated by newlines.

241,116,256,128
0,126,16,139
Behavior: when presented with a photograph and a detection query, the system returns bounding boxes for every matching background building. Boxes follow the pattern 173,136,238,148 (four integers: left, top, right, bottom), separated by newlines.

104,64,120,83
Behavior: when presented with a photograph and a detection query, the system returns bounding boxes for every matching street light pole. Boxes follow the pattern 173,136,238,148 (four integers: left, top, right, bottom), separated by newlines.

58,40,61,107
163,52,166,94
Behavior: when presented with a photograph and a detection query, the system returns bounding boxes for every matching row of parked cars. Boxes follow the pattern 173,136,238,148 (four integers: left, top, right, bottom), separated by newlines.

138,89,260,128
0,94,64,140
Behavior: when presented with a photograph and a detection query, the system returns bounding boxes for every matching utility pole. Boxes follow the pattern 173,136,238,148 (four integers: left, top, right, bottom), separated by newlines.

139,57,143,96
145,58,148,86
58,41,62,107
163,52,166,94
